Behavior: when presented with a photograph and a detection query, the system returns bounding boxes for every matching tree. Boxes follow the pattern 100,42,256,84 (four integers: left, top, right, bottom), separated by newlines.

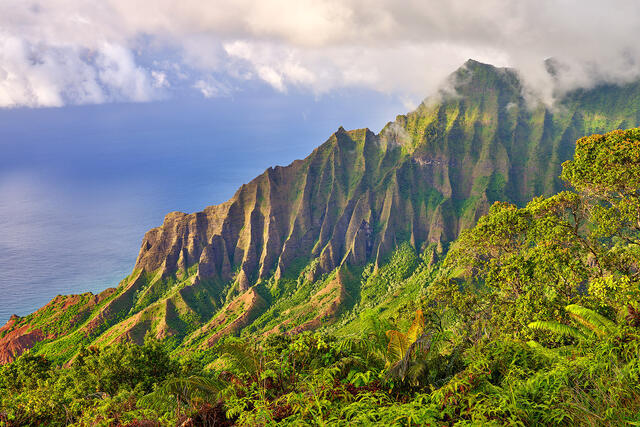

432,128,640,345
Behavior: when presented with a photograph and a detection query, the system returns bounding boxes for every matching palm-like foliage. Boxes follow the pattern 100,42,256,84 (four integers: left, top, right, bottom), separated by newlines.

138,375,225,418
385,310,425,370
336,316,392,371
218,338,264,379
386,330,432,383
383,310,459,385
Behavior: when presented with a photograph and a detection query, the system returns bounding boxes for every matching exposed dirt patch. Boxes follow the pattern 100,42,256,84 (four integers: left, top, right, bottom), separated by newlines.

0,323,45,364
290,268,347,334
84,273,144,335
192,288,266,347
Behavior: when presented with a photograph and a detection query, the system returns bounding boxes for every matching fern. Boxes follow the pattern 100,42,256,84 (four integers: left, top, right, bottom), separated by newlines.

528,304,617,342
138,375,224,417
218,339,263,378
527,320,587,341
337,335,386,368
565,304,616,337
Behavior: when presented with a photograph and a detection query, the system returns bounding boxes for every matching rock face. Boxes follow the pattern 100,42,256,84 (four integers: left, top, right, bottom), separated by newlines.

0,315,44,364
4,59,640,363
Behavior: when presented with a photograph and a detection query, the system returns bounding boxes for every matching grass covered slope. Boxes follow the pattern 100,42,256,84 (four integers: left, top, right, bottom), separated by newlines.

2,127,640,426
4,59,640,365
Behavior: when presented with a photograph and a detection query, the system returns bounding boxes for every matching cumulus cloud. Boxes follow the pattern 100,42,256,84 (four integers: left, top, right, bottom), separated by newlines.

1,0,640,107
0,35,163,107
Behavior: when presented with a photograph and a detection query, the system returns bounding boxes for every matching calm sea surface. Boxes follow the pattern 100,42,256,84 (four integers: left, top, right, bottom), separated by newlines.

0,90,406,325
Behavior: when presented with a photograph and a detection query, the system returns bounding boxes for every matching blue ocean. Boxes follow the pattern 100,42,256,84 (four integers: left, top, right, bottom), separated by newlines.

0,89,406,325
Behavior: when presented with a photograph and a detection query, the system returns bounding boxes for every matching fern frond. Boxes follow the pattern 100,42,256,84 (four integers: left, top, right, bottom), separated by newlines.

137,375,223,412
528,320,587,341
565,304,616,337
363,316,394,347
337,335,386,369
219,339,261,376
137,389,177,412
424,330,451,356
339,336,381,357
166,375,224,403
332,355,366,375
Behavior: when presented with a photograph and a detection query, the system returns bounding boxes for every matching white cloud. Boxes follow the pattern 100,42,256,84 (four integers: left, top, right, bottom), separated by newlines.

1,0,640,107
193,77,230,98
0,33,164,107
95,43,160,102
151,71,169,89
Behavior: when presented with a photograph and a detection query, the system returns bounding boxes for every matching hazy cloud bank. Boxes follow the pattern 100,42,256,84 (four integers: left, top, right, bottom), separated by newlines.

1,0,639,107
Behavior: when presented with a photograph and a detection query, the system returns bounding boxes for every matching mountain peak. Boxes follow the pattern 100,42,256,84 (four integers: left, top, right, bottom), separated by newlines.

462,58,495,70
442,58,521,100
334,126,347,136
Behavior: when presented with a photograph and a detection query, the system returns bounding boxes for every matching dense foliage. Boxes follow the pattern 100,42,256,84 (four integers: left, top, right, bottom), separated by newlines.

2,128,640,426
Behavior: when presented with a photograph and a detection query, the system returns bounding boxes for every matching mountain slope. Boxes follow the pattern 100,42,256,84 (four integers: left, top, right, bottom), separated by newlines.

3,59,640,363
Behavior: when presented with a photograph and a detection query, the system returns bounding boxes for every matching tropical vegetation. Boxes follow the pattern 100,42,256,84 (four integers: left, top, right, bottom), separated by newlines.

2,127,640,425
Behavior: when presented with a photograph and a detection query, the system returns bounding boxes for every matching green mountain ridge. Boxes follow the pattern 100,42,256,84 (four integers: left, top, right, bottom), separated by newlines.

3,59,640,364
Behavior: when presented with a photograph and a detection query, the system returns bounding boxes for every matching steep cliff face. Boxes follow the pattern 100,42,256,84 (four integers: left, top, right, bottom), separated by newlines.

133,60,640,291
3,59,640,363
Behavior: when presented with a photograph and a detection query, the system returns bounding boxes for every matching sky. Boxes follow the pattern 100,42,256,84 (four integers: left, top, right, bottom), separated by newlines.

2,1,640,322
2,1,640,109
